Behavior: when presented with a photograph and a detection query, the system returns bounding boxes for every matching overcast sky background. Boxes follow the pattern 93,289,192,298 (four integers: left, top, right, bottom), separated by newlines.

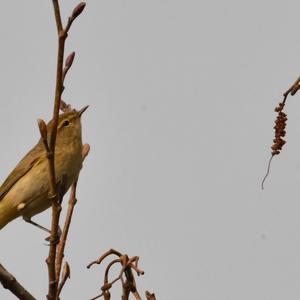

1,1,300,299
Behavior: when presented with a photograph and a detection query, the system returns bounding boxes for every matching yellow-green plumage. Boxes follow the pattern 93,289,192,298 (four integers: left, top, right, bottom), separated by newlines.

0,107,87,230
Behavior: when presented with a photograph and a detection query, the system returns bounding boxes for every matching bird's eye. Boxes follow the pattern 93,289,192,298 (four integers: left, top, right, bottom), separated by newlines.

62,120,70,127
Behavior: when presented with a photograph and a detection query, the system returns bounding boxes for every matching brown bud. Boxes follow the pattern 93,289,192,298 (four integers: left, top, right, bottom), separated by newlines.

71,2,86,20
62,261,71,280
37,118,47,140
65,52,75,68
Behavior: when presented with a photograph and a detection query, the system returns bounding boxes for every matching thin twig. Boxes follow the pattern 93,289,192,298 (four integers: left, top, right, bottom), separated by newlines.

87,249,123,269
46,1,66,297
104,259,121,283
55,144,90,283
57,262,70,297
46,2,86,299
88,250,152,300
52,0,63,33
0,263,36,300
54,179,77,284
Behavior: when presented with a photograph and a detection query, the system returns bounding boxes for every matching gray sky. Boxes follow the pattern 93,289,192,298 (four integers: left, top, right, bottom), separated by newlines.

1,0,300,299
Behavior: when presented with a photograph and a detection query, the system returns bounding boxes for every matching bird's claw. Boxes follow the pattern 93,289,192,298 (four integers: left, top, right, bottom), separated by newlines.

44,226,62,244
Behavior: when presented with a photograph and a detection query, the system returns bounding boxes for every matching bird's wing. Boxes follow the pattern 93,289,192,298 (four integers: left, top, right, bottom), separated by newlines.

0,141,44,201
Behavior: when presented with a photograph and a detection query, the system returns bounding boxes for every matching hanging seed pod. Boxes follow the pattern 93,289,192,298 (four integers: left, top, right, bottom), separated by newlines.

261,98,288,189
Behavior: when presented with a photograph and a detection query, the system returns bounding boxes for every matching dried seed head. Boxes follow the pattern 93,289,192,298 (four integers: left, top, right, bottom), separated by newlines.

262,99,288,189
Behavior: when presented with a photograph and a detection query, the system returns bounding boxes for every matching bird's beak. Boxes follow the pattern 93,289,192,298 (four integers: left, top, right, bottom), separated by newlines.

78,105,89,117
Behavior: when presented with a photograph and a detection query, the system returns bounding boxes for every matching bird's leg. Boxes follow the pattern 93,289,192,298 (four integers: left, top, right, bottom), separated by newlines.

23,217,62,242
23,217,51,233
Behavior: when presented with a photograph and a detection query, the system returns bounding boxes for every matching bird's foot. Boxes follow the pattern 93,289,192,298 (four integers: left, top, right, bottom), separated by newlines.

45,226,62,244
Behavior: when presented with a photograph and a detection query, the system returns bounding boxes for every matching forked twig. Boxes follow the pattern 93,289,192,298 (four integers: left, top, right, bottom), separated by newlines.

88,249,155,300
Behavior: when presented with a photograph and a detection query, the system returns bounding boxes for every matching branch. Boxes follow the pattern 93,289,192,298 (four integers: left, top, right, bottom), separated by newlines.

88,250,155,300
46,2,66,298
55,144,90,284
46,2,86,299
0,263,36,300
52,0,63,33
87,249,122,269
57,262,70,297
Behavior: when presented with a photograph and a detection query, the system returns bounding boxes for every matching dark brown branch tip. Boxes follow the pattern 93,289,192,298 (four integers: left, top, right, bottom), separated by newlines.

71,2,86,20
87,249,122,268
0,263,36,300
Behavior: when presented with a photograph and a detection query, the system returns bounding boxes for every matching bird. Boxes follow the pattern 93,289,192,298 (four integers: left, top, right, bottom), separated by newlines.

0,106,88,231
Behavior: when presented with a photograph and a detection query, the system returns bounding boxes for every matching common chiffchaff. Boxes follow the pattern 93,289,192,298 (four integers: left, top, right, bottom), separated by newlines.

0,106,88,230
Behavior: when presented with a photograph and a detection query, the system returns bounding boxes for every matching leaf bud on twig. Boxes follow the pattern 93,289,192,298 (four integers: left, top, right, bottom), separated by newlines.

71,2,86,20
37,118,48,141
65,52,76,68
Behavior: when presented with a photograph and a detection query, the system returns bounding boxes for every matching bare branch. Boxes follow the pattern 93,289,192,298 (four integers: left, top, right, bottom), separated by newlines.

0,263,36,300
52,0,63,33
55,144,90,283
47,1,86,299
88,250,154,300
57,262,70,297
87,249,122,269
